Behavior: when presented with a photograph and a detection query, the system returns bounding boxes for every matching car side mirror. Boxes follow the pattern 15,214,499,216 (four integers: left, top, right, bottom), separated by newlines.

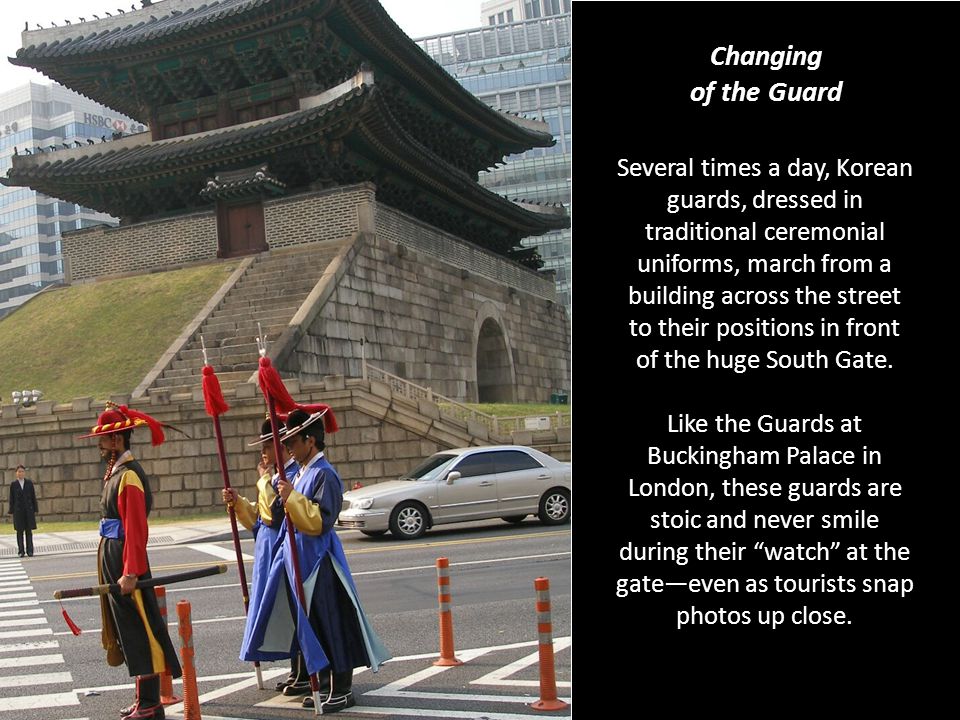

445,471,461,485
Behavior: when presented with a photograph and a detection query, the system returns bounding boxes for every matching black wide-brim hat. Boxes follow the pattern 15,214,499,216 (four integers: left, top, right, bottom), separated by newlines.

279,407,330,442
248,417,287,447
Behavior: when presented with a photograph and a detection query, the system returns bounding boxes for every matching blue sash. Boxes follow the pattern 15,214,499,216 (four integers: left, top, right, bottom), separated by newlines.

99,517,124,539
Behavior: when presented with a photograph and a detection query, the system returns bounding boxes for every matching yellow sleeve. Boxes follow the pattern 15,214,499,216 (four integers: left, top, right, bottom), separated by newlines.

232,494,258,531
284,490,324,535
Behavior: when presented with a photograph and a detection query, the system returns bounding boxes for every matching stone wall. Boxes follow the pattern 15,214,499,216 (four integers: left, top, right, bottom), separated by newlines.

62,211,218,282
289,233,570,402
0,379,570,523
263,184,374,249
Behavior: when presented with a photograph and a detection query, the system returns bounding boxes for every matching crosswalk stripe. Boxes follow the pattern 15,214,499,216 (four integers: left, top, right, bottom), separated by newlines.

0,601,36,609
0,608,44,618
0,581,31,587
0,618,47,628
0,593,36,601
0,653,65,669
0,671,73,689
0,628,53,640
186,543,254,562
0,691,80,712
0,640,59,654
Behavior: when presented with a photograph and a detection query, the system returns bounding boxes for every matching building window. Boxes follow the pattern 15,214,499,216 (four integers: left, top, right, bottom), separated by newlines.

489,15,496,25
507,9,514,21
544,0,562,15
524,1,542,19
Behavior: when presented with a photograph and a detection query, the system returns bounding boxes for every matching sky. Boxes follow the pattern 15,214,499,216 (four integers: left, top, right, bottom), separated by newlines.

0,0,486,93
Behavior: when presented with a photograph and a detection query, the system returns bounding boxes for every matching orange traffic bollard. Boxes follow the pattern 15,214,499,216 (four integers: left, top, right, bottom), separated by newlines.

155,586,182,705
530,577,568,711
177,600,202,720
433,557,462,666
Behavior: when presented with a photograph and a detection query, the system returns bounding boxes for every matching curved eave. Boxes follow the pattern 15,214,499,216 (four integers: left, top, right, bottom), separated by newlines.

331,0,555,150
2,83,566,236
13,0,554,150
2,84,370,216
355,93,567,237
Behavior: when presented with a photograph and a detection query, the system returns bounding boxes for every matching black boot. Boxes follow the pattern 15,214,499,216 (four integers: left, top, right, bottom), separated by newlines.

282,654,313,696
275,653,303,691
303,670,354,712
123,676,165,719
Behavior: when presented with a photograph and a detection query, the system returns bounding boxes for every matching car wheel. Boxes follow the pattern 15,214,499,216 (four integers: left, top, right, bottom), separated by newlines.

538,488,570,525
389,501,428,539
360,530,387,537
501,515,527,524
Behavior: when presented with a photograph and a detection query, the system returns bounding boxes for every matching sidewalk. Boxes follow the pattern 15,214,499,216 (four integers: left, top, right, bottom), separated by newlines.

0,517,240,559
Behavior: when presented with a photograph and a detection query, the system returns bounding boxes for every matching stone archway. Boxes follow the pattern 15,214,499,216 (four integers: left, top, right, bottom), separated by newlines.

474,304,516,403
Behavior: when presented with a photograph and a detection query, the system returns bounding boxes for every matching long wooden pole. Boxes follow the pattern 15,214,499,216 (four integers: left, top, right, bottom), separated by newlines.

201,337,264,688
265,394,322,711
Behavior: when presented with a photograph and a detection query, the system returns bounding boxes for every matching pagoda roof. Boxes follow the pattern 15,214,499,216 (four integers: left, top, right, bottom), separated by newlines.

11,0,553,173
3,79,567,257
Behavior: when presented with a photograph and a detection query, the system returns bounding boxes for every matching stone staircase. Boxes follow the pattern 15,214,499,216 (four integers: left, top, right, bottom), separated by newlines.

147,243,346,397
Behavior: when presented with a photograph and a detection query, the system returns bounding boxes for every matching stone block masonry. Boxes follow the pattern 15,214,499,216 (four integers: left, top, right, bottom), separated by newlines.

0,378,569,523
62,210,218,282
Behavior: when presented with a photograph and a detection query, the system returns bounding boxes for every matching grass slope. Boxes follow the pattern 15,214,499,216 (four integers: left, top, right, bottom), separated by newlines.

0,262,238,403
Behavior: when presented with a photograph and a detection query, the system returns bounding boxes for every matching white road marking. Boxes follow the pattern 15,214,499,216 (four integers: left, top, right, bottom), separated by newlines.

186,543,254,562
0,607,44,618
0,627,52,640
0,653,65,669
0,592,36,601
0,640,59,654
165,668,289,715
0,617,47,628
352,709,566,720
0,671,73,689
76,670,281,695
0,583,31,590
0,691,80,712
472,637,572,688
0,600,36,609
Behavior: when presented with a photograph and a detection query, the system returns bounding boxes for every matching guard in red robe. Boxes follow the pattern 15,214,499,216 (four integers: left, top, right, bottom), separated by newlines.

80,405,182,720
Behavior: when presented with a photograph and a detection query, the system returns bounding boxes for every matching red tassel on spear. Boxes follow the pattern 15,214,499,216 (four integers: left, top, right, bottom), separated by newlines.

200,336,265,690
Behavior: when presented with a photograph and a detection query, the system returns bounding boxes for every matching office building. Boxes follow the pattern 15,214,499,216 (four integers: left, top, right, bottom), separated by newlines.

0,83,142,317
415,8,572,311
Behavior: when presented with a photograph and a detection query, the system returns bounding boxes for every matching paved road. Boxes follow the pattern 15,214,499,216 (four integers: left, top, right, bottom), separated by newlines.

1,519,571,719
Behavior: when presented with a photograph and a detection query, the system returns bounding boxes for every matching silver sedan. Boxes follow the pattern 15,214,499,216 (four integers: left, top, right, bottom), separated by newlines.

336,445,571,539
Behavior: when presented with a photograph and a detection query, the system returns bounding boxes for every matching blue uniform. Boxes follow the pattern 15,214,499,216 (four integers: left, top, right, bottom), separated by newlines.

242,452,390,674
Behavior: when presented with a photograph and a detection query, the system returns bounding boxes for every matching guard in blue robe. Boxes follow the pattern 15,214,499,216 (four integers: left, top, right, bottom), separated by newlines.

224,419,303,692
242,408,390,713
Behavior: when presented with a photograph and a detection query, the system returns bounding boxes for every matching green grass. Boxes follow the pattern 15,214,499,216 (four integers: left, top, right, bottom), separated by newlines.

442,402,570,417
0,262,237,403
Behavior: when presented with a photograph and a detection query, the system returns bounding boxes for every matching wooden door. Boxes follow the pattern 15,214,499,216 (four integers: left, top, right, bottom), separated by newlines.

217,201,266,257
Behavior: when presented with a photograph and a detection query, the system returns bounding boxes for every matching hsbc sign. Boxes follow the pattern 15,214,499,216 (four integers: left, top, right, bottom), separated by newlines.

83,113,147,134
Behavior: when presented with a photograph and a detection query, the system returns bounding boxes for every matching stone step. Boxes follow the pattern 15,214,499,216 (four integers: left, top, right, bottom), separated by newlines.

202,305,298,324
177,342,266,364
184,327,286,346
153,370,253,390
220,285,316,303
161,361,260,380
212,296,310,311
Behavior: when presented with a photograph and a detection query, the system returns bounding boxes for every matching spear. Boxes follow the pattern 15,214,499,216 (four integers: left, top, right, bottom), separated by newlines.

256,332,323,714
55,564,228,600
200,335,264,690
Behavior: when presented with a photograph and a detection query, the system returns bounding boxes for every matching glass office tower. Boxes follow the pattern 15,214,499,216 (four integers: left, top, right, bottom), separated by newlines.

0,83,143,318
414,11,572,313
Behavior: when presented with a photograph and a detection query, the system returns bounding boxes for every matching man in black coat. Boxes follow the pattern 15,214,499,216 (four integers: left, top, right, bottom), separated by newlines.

8,464,38,557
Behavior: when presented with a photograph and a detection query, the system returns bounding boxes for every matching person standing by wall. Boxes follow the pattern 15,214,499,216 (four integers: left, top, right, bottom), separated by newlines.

79,404,182,720
8,464,38,557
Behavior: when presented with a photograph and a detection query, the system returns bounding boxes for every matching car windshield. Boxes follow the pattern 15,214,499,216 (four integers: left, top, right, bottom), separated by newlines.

400,454,458,481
